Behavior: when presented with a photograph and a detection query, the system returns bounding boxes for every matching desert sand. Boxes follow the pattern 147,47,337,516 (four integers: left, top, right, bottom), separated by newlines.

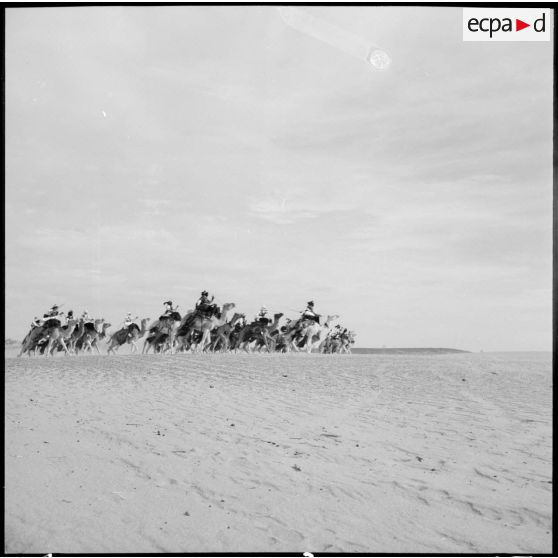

4,351,552,554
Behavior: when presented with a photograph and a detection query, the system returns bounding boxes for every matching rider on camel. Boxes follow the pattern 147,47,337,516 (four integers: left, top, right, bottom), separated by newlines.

301,301,320,324
123,312,139,338
254,307,270,326
43,305,64,327
44,305,61,319
196,291,215,317
235,315,247,331
331,324,342,339
124,312,134,327
162,301,175,316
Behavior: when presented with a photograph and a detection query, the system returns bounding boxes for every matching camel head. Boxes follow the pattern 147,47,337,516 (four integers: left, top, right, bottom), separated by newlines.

325,314,340,324
102,323,112,332
222,303,236,312
230,313,243,324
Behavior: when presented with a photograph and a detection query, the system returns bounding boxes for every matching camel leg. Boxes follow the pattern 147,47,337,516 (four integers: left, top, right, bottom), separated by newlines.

306,332,313,353
199,330,210,352
262,334,272,353
45,340,55,357
59,338,70,356
130,341,137,354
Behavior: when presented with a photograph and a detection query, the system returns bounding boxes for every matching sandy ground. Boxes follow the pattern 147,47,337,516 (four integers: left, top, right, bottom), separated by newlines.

4,351,552,554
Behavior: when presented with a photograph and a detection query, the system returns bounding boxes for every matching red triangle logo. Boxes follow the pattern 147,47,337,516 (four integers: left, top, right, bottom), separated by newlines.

516,19,530,31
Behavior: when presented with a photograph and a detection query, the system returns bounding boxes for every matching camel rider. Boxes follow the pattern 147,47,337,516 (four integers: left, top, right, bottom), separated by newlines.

254,307,271,326
163,301,175,316
30,316,43,329
280,318,292,333
331,324,342,339
301,301,320,324
123,312,138,338
43,305,64,327
81,310,93,324
235,315,247,331
44,305,61,319
196,291,215,317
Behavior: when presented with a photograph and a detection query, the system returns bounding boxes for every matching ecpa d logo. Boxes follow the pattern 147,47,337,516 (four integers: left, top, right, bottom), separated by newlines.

463,8,551,41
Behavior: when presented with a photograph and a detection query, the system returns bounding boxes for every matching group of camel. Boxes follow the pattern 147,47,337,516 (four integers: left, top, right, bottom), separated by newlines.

18,317,113,357
18,304,356,357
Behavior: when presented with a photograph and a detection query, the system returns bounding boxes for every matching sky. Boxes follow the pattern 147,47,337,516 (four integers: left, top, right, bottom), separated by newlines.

5,6,553,350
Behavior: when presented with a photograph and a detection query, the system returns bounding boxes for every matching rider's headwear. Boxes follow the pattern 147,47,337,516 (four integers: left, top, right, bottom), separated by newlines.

260,307,267,313
201,291,208,296
52,305,59,310
307,301,314,307
164,300,173,306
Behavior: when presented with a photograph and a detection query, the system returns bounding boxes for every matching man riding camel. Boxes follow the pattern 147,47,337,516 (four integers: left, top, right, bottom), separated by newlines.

161,301,176,318
43,305,64,327
30,316,43,329
44,305,62,319
123,312,139,339
195,291,215,317
301,301,320,324
254,307,270,326
180,290,216,332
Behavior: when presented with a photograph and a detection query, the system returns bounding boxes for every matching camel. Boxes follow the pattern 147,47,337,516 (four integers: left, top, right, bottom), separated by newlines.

142,312,182,354
252,313,284,352
300,314,340,353
107,318,150,354
209,313,244,352
18,326,47,357
50,319,87,355
234,313,283,353
274,317,322,353
341,330,356,353
68,319,86,353
272,319,300,353
75,320,111,354
321,329,355,354
176,303,236,353
46,319,79,356
18,317,65,357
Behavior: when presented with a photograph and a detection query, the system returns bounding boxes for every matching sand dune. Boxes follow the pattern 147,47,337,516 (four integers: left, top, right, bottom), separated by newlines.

4,352,552,553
